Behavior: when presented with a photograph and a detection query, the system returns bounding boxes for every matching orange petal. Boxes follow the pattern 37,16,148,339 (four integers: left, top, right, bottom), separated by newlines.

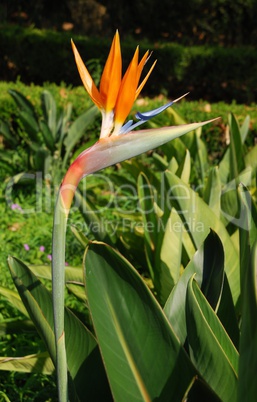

71,40,103,109
100,31,122,112
136,50,149,84
114,47,139,125
135,58,157,100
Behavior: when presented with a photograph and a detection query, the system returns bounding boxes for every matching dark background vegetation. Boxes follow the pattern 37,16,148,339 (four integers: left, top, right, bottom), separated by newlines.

0,0,257,102
1,0,257,45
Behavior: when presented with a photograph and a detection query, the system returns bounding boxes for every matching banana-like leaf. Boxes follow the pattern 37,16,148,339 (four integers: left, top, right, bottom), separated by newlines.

194,128,209,185
186,276,239,402
238,241,257,402
19,110,40,143
7,256,111,401
0,286,29,317
41,90,57,138
219,113,250,184
220,166,252,228
28,264,83,284
152,152,169,170
157,209,183,304
137,172,159,279
162,136,188,165
203,166,221,218
240,115,250,143
28,264,87,303
216,274,240,349
164,170,240,305
137,172,183,304
84,241,197,402
164,230,225,344
176,148,191,183
0,352,54,375
74,188,117,245
238,183,257,283
63,106,99,168
228,113,245,181
237,184,257,401
0,119,18,146
8,89,37,118
244,143,257,172
39,120,55,152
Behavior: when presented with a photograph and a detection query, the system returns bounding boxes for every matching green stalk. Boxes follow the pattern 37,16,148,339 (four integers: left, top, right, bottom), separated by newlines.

52,190,69,402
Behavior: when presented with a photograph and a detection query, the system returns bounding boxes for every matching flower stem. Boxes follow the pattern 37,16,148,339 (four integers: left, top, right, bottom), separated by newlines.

52,189,69,402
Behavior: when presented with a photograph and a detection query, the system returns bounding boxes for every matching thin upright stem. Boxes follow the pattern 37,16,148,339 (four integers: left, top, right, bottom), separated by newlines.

52,189,69,402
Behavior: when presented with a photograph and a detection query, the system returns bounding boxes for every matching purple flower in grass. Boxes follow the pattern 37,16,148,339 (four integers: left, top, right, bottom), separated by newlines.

24,244,30,251
39,245,45,252
11,203,23,211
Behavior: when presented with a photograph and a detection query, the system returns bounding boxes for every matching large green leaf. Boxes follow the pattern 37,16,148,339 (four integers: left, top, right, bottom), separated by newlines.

84,241,197,402
7,256,111,401
238,241,257,402
216,274,240,349
137,172,159,280
176,148,191,183
157,209,183,304
220,167,252,230
164,170,240,304
0,119,18,146
74,188,117,245
244,143,257,172
8,89,37,118
41,90,57,138
20,110,40,143
164,230,225,344
0,352,54,375
137,173,182,304
0,286,29,317
219,113,249,184
203,166,221,218
194,128,209,186
63,106,99,168
237,184,257,401
186,276,239,402
39,120,55,152
28,264,84,284
228,113,245,181
28,264,87,302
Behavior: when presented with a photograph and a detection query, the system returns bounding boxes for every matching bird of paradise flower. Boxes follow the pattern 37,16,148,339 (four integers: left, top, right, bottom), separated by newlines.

52,31,217,402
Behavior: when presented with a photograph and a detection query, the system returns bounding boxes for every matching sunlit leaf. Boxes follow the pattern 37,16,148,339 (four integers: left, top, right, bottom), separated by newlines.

7,256,111,401
186,276,238,402
0,352,54,375
85,241,197,402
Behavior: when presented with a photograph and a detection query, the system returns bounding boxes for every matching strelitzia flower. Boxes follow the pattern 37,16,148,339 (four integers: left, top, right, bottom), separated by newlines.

60,31,216,212
52,31,218,402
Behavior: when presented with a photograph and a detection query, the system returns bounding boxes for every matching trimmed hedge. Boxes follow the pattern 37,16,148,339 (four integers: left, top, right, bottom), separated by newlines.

0,25,257,103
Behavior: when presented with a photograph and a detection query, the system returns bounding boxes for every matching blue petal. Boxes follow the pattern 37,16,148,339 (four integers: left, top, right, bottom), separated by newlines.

119,120,134,135
135,101,174,121
119,101,174,134
119,95,189,135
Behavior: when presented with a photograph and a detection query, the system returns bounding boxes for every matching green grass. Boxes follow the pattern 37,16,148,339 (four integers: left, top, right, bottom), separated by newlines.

0,179,86,401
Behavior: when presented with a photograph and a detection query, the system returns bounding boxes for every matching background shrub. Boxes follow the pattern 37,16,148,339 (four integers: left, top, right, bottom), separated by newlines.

0,26,257,103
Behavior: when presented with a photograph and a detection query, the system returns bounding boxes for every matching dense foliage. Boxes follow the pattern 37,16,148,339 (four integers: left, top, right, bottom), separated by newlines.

2,0,257,45
0,85,257,401
1,25,256,103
